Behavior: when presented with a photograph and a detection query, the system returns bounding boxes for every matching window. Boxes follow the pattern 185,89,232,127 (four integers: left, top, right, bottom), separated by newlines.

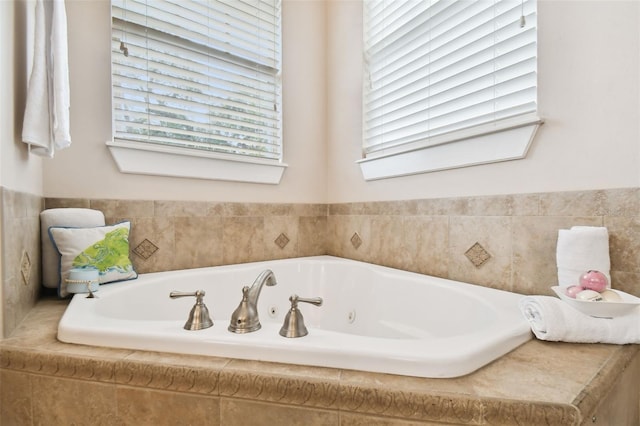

360,0,541,180
108,0,286,184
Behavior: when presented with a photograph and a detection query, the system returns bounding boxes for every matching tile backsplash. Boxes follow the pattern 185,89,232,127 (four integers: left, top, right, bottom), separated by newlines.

327,189,640,297
42,198,328,274
2,187,639,337
1,188,43,338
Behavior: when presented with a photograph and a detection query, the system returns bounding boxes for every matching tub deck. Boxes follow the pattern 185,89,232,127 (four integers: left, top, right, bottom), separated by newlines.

1,298,638,425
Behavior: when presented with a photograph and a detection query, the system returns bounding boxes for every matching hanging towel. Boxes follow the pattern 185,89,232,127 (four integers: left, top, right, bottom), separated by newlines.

556,226,610,288
519,296,640,344
22,0,71,157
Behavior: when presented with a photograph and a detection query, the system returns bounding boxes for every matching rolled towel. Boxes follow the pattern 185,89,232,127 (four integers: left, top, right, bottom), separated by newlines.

519,296,640,344
556,226,610,288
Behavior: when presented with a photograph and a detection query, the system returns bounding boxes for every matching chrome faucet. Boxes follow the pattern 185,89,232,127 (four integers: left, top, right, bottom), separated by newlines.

279,294,323,338
247,269,277,307
228,269,277,333
169,290,213,331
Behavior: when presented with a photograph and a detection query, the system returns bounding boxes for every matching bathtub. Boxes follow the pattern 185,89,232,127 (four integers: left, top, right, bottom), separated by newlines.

57,256,532,378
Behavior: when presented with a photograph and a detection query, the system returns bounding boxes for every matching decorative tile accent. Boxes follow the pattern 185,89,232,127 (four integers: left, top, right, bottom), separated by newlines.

274,233,290,249
133,239,159,260
350,232,362,249
219,369,340,409
0,348,116,383
465,242,491,268
338,386,486,424
115,360,219,395
20,250,31,285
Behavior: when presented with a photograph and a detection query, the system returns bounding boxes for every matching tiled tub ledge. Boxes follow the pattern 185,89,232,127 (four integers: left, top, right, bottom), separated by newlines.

1,300,638,426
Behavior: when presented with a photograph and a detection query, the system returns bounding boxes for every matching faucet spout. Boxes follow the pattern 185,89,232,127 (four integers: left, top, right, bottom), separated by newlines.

228,269,277,333
247,269,277,309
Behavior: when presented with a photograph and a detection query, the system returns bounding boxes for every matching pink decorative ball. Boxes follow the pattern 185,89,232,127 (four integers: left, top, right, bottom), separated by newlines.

565,285,584,298
579,270,608,293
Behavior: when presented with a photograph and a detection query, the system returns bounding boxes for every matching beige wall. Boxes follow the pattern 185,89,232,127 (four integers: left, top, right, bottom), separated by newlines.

0,0,7,339
7,0,640,204
42,0,328,203
1,0,43,194
34,0,640,204
326,0,640,202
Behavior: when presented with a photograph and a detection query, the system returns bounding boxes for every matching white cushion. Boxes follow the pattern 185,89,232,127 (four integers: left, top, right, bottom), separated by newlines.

40,209,105,289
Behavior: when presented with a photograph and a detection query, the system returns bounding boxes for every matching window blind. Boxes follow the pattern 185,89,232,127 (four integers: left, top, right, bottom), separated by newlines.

363,0,537,156
111,0,282,160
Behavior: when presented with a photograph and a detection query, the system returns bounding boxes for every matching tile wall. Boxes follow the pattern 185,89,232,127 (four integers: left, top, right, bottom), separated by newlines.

42,198,328,274
2,187,640,337
327,188,640,298
1,187,43,338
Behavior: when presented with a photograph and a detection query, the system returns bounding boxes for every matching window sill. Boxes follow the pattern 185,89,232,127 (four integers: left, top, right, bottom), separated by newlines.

357,119,543,181
107,140,288,184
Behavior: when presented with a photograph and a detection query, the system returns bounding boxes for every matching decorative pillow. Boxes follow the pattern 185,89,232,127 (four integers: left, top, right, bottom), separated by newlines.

49,222,138,298
40,208,105,289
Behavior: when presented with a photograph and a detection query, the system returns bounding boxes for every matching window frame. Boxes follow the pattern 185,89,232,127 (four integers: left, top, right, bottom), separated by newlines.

107,0,287,184
359,0,542,181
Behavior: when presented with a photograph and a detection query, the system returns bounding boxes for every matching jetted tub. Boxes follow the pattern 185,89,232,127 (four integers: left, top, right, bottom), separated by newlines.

58,256,532,378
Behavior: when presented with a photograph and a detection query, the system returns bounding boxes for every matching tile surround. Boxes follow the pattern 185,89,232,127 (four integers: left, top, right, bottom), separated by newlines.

67,200,329,273
0,188,639,425
116,387,220,425
3,187,640,341
448,216,512,290
1,188,43,338
1,300,638,425
220,399,338,426
31,375,117,425
326,188,640,297
0,369,31,423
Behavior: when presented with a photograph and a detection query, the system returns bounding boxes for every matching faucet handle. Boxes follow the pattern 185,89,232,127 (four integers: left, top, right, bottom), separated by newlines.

169,290,213,331
292,295,323,307
279,294,323,338
170,290,205,299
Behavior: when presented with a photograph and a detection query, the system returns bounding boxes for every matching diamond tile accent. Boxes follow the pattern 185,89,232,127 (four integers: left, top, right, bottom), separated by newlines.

350,232,363,249
133,239,159,260
465,242,491,268
20,250,31,285
274,233,290,249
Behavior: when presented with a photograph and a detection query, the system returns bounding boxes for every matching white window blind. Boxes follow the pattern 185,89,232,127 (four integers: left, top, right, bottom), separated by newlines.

111,0,282,161
363,0,537,157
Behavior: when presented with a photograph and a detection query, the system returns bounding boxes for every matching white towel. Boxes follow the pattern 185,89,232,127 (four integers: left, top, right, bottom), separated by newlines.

519,296,640,344
50,0,71,148
22,0,71,157
556,226,610,288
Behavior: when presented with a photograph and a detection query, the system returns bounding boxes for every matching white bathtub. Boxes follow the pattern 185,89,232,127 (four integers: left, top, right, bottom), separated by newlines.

57,256,532,378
